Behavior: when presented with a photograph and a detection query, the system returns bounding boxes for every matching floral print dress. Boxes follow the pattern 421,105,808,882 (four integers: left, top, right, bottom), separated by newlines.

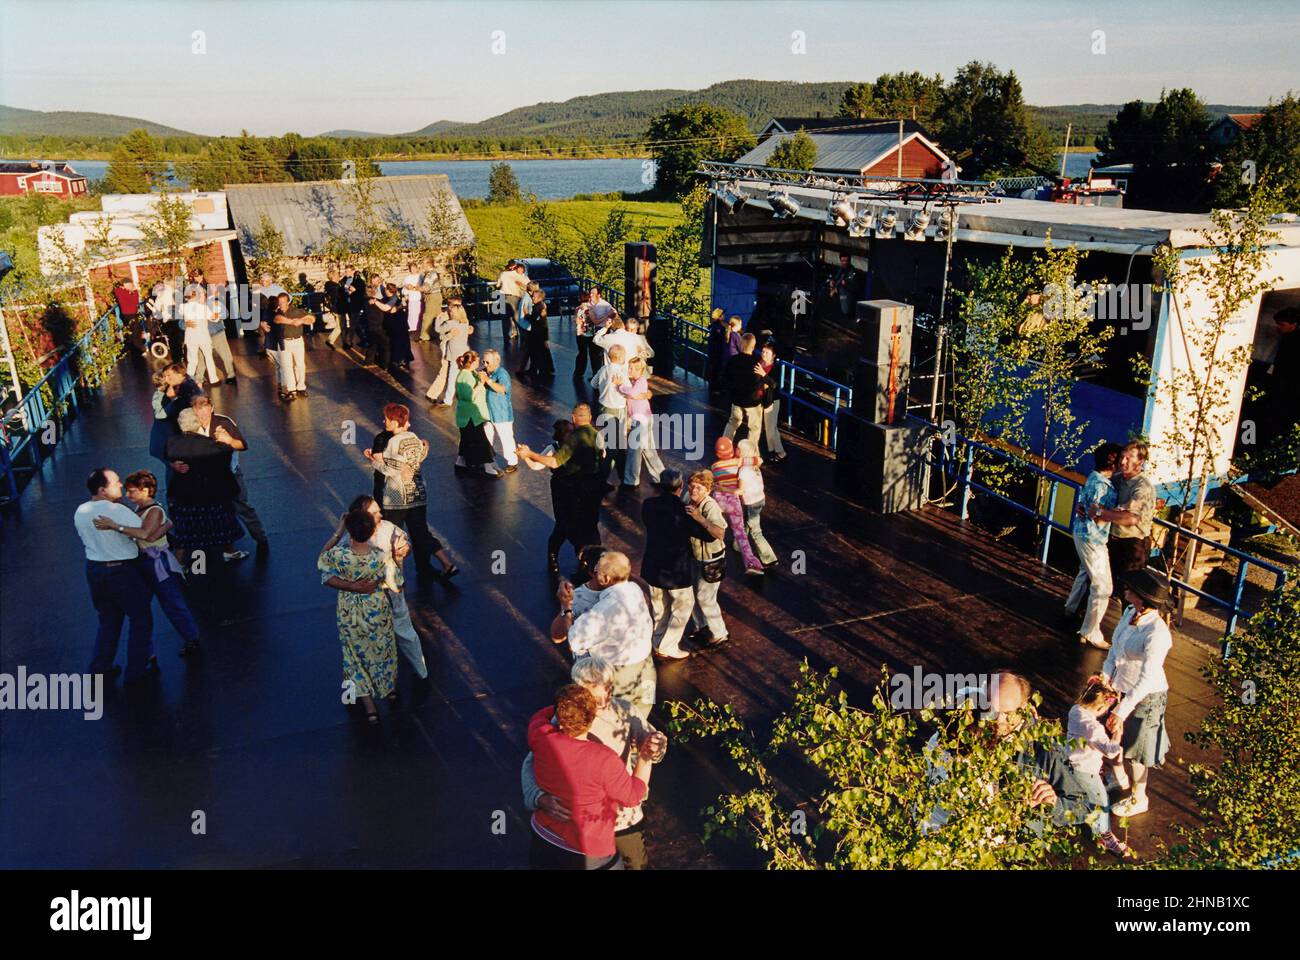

318,544,397,699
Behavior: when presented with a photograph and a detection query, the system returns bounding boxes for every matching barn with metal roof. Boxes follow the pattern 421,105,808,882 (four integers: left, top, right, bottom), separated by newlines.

224,174,474,283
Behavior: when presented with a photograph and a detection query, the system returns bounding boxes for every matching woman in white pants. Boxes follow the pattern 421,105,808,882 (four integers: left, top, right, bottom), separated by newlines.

180,287,220,386
329,496,429,680
403,267,422,333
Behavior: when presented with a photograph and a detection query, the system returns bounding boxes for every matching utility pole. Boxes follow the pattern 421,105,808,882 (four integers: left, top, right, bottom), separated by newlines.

897,118,904,178
1059,123,1072,178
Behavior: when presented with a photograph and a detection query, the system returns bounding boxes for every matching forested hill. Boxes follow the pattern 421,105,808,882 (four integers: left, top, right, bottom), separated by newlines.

0,104,199,137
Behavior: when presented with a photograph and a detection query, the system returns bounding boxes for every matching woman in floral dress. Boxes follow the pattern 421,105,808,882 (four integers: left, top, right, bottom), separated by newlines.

318,507,397,724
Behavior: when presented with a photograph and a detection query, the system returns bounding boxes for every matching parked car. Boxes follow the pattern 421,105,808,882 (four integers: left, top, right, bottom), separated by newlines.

516,258,583,316
460,258,584,327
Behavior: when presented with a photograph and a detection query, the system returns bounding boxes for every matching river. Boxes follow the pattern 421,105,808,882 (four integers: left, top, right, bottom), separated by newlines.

58,152,1098,198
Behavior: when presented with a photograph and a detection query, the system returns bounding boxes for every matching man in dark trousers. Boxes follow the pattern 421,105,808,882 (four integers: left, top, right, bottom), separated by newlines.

342,264,369,348
641,470,695,661
74,468,157,683
518,403,606,575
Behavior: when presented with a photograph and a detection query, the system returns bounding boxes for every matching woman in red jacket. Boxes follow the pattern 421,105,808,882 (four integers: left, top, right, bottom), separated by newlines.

528,684,657,870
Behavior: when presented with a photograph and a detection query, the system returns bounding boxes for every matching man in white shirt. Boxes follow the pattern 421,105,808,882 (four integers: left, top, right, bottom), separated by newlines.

550,551,655,719
591,343,630,482
181,286,220,385
593,317,643,368
75,468,156,683
495,260,528,339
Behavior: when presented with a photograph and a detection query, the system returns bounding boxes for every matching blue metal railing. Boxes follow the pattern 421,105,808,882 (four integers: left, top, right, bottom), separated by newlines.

950,435,1290,637
2,305,123,504
459,268,855,450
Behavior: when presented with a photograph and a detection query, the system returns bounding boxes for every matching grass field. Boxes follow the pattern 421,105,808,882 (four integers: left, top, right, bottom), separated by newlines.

463,199,684,278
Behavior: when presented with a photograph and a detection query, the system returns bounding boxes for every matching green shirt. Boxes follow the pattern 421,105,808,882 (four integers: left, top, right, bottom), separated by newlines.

454,369,490,427
551,424,602,481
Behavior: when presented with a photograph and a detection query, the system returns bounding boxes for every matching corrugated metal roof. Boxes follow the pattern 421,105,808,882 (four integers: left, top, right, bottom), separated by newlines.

737,131,913,173
224,175,474,258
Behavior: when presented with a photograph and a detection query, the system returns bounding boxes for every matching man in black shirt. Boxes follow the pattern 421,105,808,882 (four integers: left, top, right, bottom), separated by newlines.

721,332,765,444
640,470,695,661
274,292,311,400
518,404,607,573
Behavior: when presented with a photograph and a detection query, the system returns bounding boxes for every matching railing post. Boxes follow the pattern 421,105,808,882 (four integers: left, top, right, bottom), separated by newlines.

1225,559,1251,640
1040,481,1059,565
958,443,974,521
831,387,841,450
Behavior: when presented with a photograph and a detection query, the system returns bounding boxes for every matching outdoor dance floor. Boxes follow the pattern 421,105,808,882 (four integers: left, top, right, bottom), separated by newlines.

0,322,1217,868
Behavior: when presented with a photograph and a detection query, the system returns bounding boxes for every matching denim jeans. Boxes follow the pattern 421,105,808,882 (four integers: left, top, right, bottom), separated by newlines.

152,569,200,644
1075,767,1112,835
1065,537,1112,644
86,559,155,680
623,418,665,486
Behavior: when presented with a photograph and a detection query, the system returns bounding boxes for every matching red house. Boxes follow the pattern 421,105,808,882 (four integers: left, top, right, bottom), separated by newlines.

740,118,955,180
0,161,89,198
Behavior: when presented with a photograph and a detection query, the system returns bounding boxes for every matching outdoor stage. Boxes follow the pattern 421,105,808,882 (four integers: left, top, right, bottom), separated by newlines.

0,320,1216,868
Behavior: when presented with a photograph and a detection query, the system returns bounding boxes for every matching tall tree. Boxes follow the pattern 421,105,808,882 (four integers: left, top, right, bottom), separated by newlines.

235,130,285,183
933,62,1054,179
646,103,755,198
104,128,167,193
179,138,251,191
487,161,521,204
768,128,818,171
1095,90,1212,211
840,72,945,123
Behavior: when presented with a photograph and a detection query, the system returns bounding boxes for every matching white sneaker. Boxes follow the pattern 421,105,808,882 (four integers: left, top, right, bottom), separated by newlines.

223,549,250,562
1112,795,1149,818
1081,634,1111,650
1103,769,1131,792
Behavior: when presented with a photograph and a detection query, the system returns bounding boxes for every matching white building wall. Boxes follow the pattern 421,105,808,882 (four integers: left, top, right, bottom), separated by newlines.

1144,243,1300,492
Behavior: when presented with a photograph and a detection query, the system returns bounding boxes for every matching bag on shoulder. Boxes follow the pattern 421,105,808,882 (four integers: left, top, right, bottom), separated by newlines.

700,553,727,583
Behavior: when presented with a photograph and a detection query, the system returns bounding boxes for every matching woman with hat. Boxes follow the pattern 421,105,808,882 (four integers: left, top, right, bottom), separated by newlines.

1099,568,1173,818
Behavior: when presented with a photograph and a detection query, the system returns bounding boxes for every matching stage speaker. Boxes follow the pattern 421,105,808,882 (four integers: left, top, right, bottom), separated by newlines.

851,300,913,425
835,410,929,513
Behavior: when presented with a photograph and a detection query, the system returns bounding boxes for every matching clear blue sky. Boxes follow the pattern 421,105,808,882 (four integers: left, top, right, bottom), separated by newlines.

1,0,1296,136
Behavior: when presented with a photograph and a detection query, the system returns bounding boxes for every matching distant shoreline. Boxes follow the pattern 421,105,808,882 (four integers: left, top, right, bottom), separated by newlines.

31,150,654,163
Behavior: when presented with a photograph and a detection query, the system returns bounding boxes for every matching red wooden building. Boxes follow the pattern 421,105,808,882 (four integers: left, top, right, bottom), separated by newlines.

740,119,954,180
0,161,89,198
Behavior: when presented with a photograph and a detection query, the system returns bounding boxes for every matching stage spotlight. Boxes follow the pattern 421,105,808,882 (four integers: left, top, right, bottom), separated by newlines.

904,209,931,241
827,194,857,227
719,182,748,213
934,206,958,241
847,207,874,238
875,208,898,238
768,189,800,219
